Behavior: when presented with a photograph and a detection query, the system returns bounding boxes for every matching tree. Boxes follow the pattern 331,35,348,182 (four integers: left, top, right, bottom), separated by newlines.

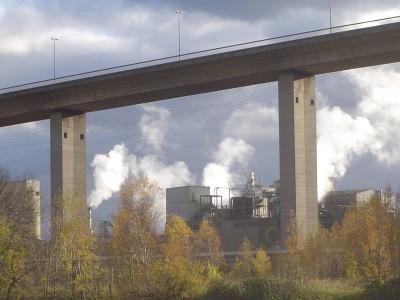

286,215,343,280
111,175,162,298
252,247,271,277
49,194,101,299
285,215,305,277
150,215,206,299
340,194,395,285
0,168,42,299
232,237,254,277
194,219,224,267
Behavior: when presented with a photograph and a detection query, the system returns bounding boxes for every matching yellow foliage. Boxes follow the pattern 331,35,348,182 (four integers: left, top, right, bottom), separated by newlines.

112,175,161,297
163,214,193,260
339,194,396,285
151,215,207,299
252,247,271,277
286,216,343,279
194,219,224,267
54,195,100,298
232,237,254,277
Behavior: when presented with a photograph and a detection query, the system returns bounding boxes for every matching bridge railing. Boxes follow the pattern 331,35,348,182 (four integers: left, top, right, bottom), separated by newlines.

1,16,399,95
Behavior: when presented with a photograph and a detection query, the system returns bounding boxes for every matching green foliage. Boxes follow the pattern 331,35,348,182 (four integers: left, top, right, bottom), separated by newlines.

306,279,364,299
362,277,400,300
203,276,312,300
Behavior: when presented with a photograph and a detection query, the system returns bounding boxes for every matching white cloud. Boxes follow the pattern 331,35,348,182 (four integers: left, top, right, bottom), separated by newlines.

223,103,278,141
341,8,400,27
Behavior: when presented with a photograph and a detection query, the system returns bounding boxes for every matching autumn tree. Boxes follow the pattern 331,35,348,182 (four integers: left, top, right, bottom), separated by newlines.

340,194,396,285
194,219,224,268
252,247,271,277
285,216,305,277
150,215,206,299
49,194,102,299
111,175,162,298
0,168,43,299
231,237,254,277
286,214,343,280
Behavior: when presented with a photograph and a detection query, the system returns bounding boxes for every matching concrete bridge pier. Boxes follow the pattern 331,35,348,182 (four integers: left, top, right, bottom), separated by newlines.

50,111,86,233
278,73,318,242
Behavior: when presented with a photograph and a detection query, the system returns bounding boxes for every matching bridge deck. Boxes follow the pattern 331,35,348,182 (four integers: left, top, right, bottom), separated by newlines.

1,22,400,126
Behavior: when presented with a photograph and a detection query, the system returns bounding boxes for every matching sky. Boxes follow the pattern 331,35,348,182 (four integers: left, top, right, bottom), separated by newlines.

0,0,400,231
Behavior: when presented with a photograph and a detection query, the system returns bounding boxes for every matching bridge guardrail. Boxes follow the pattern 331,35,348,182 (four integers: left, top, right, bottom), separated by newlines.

1,16,399,94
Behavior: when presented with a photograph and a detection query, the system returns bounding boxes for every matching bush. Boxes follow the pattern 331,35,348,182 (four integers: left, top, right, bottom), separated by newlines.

363,278,400,300
202,276,311,300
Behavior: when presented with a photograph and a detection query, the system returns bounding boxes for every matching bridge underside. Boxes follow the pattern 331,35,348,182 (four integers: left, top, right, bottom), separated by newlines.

1,22,400,240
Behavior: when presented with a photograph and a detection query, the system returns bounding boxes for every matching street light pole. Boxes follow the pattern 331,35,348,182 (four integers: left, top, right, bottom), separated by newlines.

51,37,58,83
329,0,332,33
175,10,182,60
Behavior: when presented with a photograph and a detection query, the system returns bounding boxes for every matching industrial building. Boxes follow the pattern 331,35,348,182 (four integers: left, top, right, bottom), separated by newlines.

0,179,41,239
166,173,390,252
319,189,386,228
166,173,281,252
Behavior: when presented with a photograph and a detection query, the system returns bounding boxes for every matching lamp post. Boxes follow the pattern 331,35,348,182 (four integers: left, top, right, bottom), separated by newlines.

51,37,58,83
175,10,182,60
329,0,332,33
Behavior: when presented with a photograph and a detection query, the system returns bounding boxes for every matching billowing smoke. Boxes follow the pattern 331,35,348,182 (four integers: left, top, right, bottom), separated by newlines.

348,67,400,164
88,104,195,209
317,65,400,199
316,105,378,199
88,66,400,208
88,144,136,208
202,137,255,201
222,103,278,141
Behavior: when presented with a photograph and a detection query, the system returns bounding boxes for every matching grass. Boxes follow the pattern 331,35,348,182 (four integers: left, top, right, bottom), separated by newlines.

198,276,365,300
306,279,364,299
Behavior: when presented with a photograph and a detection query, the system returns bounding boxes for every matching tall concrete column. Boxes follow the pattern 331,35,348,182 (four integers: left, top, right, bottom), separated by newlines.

278,73,318,243
50,111,86,234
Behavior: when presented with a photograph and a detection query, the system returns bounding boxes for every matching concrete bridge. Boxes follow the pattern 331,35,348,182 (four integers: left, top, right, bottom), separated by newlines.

1,22,400,239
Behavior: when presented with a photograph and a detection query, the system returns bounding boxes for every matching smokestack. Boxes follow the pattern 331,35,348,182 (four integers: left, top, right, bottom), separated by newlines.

247,171,255,190
87,206,93,234
328,177,335,192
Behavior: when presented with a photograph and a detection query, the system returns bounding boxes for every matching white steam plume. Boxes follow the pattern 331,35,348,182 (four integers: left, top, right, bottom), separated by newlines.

88,104,195,209
202,137,254,200
348,67,400,164
317,65,400,199
316,105,378,199
88,144,136,208
138,105,170,154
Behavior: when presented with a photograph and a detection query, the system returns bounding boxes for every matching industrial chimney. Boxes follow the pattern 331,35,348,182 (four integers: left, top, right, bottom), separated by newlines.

87,206,93,234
